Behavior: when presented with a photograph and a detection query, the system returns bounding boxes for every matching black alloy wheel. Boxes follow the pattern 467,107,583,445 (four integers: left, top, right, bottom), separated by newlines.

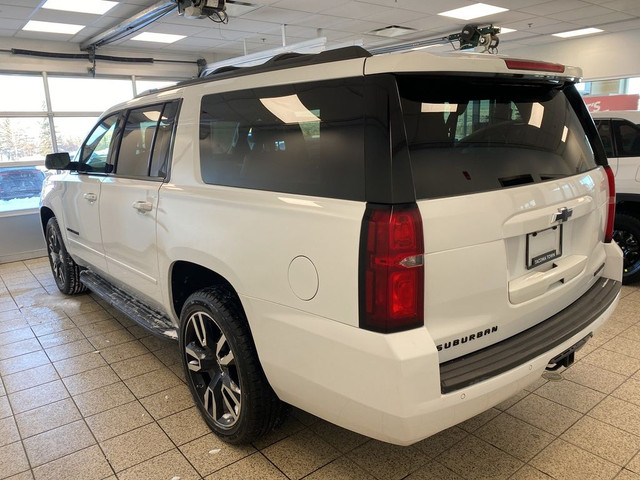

184,309,242,430
179,287,283,443
45,217,87,295
613,213,640,285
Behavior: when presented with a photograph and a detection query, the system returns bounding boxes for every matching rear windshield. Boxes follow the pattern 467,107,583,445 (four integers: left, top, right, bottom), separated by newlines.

397,75,597,199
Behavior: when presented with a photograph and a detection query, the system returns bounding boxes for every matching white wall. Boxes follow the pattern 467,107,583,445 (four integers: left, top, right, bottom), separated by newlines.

0,37,200,79
499,30,640,81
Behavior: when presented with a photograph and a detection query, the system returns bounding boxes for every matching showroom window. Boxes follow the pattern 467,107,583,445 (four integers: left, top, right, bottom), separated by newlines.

0,72,179,213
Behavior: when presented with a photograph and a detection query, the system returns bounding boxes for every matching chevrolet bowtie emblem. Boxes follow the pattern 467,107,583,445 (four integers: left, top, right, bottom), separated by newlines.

553,207,573,223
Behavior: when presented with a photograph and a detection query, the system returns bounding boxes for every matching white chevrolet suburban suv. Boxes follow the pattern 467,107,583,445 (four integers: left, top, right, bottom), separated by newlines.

41,47,623,446
592,110,640,283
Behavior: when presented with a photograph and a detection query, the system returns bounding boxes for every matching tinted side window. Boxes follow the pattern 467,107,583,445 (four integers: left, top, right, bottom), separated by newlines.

115,105,164,177
79,114,119,173
149,102,179,178
596,120,614,157
199,78,365,200
613,120,640,157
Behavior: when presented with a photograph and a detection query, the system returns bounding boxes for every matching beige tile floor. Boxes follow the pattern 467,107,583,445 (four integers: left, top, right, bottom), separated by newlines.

1,257,640,480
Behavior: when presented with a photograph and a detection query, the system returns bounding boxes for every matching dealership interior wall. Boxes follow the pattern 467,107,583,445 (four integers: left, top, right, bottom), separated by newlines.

2,2,640,479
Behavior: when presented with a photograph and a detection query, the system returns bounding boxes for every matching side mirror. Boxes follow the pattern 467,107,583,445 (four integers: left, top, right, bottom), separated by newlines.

45,152,72,170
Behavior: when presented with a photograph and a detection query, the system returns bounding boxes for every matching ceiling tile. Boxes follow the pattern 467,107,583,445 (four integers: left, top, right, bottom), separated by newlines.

552,5,620,21
196,28,255,41
597,18,640,31
272,0,345,14
294,14,349,29
32,9,100,25
514,34,566,45
363,8,427,25
146,23,208,36
506,16,565,30
601,0,640,11
402,15,465,32
0,5,35,20
241,6,313,23
575,11,634,26
280,25,320,38
0,0,39,6
0,18,24,30
357,0,472,15
519,0,594,15
322,2,391,20
529,22,583,34
491,0,551,8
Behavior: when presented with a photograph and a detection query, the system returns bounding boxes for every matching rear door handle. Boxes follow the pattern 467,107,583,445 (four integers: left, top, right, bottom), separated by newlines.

83,193,97,203
132,201,153,213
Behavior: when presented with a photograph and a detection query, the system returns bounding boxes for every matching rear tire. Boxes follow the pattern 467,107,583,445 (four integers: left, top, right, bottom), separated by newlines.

613,213,640,284
45,217,87,295
179,286,282,444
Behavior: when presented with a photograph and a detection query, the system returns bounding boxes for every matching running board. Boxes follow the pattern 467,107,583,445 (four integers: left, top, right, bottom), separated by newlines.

80,270,178,341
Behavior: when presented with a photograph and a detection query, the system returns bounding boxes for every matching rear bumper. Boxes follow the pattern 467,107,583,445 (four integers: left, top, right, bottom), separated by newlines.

440,277,620,394
245,277,620,446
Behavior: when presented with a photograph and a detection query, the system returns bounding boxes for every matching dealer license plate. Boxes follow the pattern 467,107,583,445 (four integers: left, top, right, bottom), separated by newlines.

526,225,562,269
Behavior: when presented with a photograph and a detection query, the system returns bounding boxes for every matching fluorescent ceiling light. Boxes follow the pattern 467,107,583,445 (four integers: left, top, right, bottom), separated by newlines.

528,103,544,128
498,27,516,34
131,32,186,44
439,3,508,21
22,20,84,35
411,45,439,51
421,103,458,113
552,27,603,38
260,94,320,124
42,0,117,15
370,25,417,38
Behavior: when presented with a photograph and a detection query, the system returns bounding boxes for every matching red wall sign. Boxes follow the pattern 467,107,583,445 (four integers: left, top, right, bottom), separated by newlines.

583,94,640,113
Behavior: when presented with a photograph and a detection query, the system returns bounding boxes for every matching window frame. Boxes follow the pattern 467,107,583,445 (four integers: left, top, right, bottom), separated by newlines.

110,100,181,182
77,113,122,175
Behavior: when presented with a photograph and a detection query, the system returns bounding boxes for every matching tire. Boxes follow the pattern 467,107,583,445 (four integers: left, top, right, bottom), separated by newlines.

45,217,87,295
613,213,640,285
179,286,282,444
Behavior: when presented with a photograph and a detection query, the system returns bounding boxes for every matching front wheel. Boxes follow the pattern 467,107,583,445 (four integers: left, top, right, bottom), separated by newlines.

613,213,640,285
179,287,282,443
45,217,87,295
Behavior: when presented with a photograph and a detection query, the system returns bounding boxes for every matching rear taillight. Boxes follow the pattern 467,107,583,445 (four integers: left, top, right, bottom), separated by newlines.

360,203,424,333
604,165,616,243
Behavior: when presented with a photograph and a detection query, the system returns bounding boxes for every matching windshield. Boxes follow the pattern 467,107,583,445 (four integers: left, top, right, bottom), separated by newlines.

397,75,597,199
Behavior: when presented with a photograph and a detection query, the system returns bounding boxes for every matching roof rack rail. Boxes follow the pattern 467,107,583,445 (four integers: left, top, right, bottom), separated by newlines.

205,45,370,78
136,46,371,98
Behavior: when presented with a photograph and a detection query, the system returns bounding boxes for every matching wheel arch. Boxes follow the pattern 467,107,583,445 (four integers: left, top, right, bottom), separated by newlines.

170,260,245,321
40,207,55,234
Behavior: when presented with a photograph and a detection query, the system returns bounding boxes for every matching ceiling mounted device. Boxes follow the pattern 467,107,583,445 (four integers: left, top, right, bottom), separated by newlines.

176,0,227,22
371,24,501,55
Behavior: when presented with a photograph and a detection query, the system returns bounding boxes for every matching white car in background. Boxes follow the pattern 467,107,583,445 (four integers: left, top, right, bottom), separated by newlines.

592,110,640,283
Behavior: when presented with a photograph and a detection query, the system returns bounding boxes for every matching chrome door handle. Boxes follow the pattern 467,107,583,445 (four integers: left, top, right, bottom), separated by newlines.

132,201,153,213
83,193,97,203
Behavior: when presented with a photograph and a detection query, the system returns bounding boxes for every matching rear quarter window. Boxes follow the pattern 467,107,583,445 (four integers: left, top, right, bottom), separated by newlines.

199,78,365,201
397,75,598,199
